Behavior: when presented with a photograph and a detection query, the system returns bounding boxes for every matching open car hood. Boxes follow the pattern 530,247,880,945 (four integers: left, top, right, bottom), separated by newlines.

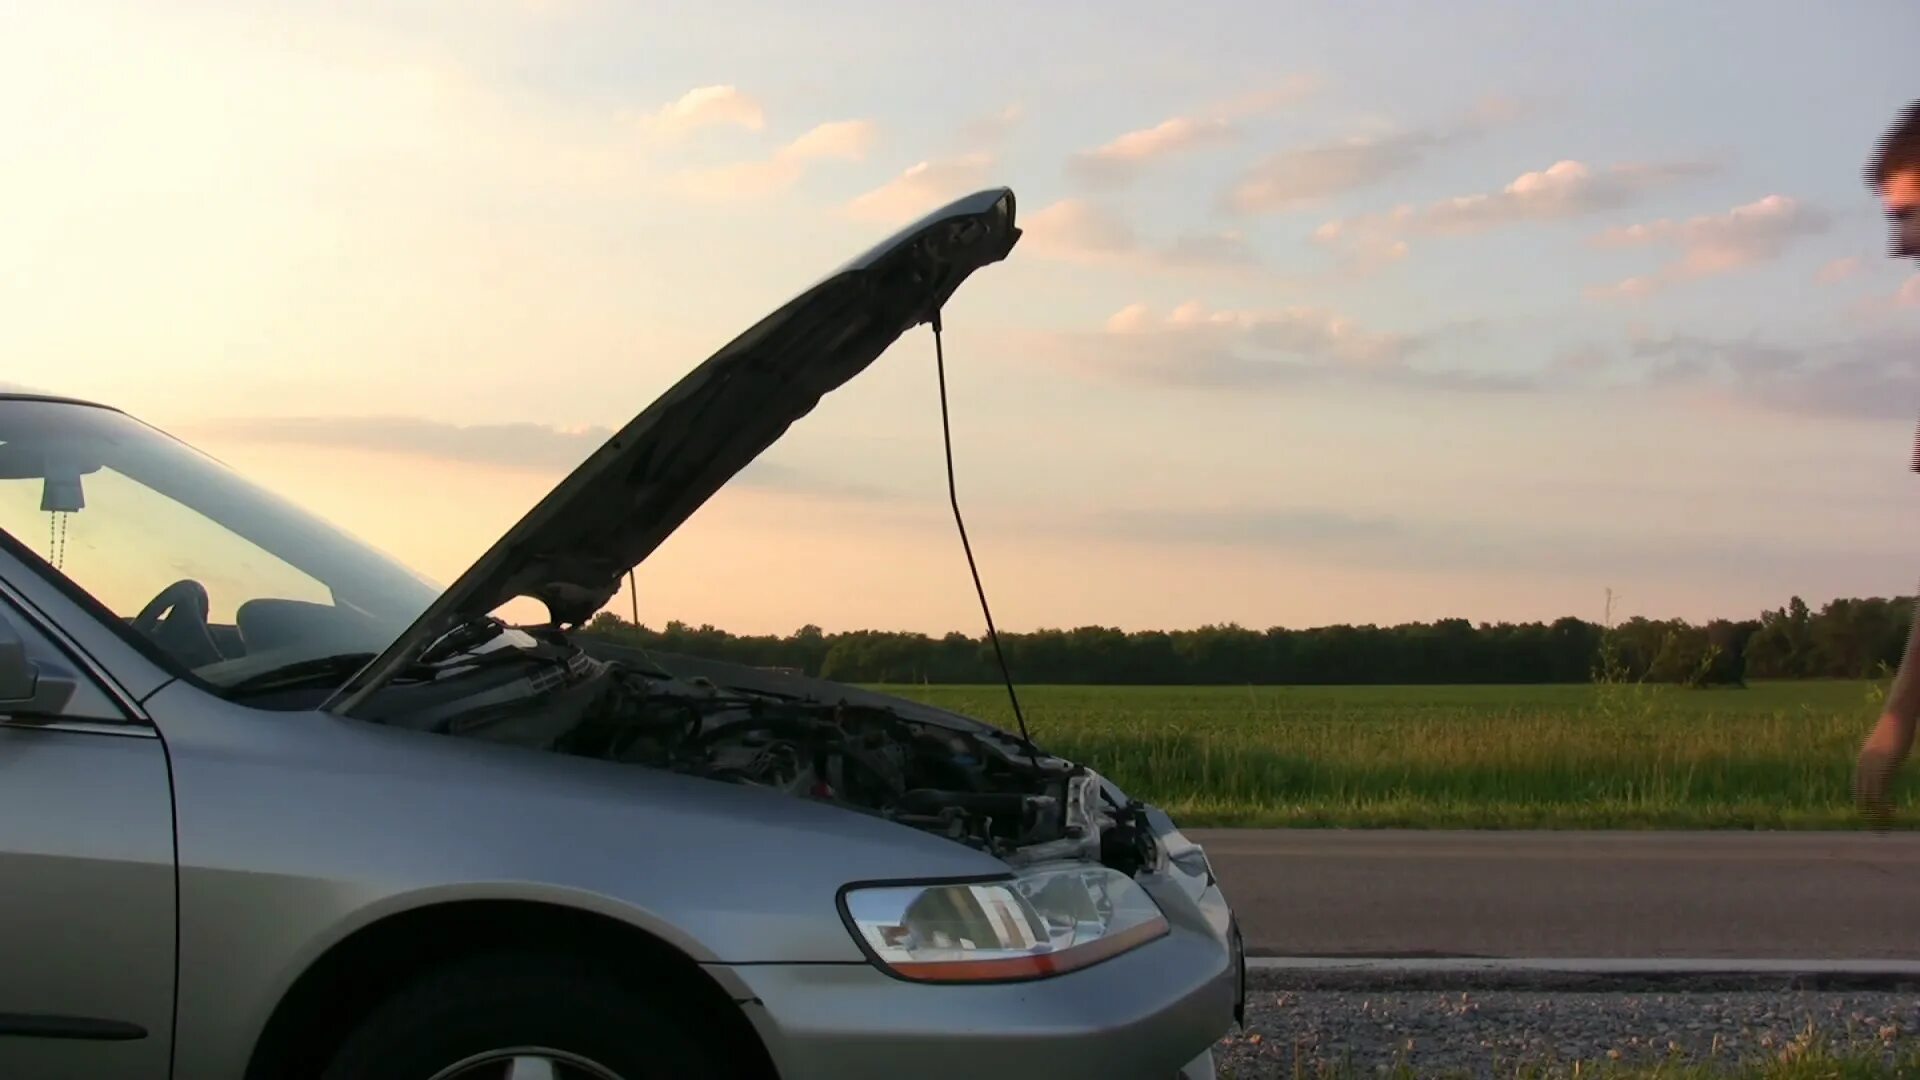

325,188,1020,714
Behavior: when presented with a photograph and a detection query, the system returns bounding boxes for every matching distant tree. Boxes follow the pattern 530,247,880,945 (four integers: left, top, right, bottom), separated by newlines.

574,591,1908,688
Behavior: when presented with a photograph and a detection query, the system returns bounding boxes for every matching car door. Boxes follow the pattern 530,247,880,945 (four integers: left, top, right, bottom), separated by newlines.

0,596,176,1080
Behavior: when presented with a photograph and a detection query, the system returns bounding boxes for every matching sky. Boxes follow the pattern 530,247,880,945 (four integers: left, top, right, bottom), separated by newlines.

4,0,1919,636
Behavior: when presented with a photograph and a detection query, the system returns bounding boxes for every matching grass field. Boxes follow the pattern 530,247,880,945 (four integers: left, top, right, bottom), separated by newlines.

873,680,1917,829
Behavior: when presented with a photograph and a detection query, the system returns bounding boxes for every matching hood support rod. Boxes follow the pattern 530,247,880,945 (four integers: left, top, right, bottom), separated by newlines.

931,310,1039,764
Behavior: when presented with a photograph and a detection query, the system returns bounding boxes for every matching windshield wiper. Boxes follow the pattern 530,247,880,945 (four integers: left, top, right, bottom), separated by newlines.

228,626,528,699
220,653,383,697
420,615,509,665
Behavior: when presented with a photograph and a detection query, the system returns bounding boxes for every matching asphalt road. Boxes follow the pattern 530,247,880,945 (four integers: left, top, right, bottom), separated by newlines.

1188,829,1920,960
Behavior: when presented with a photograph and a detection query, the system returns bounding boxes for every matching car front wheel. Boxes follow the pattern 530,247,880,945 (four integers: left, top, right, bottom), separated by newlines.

320,951,734,1080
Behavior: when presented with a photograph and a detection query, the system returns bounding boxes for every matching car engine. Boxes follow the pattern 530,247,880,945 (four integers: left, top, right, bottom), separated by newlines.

389,646,1158,871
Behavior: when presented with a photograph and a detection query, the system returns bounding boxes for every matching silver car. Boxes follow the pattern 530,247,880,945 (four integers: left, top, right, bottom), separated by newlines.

0,188,1244,1080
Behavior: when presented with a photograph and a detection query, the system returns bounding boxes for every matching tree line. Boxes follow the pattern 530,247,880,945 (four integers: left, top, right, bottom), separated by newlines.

581,593,1916,687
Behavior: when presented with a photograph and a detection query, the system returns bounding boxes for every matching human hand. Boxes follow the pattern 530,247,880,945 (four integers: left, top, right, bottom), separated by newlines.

1854,712,1915,829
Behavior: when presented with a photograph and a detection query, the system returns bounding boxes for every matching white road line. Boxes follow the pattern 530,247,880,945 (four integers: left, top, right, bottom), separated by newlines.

1248,957,1920,975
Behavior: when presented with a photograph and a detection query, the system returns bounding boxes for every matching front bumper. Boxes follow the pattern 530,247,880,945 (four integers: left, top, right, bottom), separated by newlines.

712,926,1232,1079
710,826,1241,1080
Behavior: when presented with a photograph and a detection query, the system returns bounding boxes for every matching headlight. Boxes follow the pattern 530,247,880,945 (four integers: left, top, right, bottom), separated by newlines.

839,864,1169,983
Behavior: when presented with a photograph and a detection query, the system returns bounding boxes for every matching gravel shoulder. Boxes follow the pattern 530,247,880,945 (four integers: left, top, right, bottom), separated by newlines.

1214,970,1920,1078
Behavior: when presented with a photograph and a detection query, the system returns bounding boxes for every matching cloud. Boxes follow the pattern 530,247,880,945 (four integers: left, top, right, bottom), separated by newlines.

1066,76,1319,190
1583,275,1662,302
1587,194,1831,296
674,119,877,200
1099,505,1398,548
1026,199,1138,256
1088,501,1885,581
640,85,766,141
1554,345,1612,373
1567,331,1920,421
212,415,609,470
781,120,878,160
732,460,896,502
516,0,599,15
1022,199,1258,271
1225,130,1443,215
1104,300,1412,367
844,152,996,223
1816,256,1865,284
1843,272,1920,315
1206,75,1324,119
1032,300,1531,397
840,105,1021,225
1067,117,1237,188
1313,159,1715,262
1159,231,1261,269
203,416,892,499
958,103,1025,149
1045,302,1511,394
1222,98,1516,216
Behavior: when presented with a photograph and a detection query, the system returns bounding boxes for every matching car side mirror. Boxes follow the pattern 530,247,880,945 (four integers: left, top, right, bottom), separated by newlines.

0,613,78,717
0,616,34,701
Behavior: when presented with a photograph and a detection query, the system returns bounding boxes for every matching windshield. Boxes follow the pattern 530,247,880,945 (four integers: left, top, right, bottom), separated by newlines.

0,398,442,691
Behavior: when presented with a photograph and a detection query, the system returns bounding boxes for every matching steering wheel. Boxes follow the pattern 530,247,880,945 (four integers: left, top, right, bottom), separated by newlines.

132,579,225,669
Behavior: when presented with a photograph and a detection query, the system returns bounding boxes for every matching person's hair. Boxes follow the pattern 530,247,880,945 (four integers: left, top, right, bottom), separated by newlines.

1867,100,1920,191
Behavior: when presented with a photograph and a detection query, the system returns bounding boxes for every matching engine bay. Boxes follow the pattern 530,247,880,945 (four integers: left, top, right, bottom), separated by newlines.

383,643,1159,873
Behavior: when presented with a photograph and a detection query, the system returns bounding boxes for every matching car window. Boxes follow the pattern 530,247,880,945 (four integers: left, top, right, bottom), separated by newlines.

0,399,441,689
0,468,333,625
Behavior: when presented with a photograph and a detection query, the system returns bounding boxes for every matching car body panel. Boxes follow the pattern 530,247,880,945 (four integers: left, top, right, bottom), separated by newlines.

0,725,177,1080
0,571,176,1079
140,678,1029,1078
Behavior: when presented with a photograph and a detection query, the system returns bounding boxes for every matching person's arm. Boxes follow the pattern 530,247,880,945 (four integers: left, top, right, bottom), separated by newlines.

1856,594,1920,822
1883,599,1920,737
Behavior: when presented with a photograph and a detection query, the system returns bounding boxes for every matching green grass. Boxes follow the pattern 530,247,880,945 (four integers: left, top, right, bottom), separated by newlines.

870,680,1918,829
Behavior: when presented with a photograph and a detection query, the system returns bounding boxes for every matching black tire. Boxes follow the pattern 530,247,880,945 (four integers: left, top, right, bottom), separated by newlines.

319,950,739,1080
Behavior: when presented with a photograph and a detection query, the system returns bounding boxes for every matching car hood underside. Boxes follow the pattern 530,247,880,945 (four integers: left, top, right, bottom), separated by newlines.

327,189,1020,715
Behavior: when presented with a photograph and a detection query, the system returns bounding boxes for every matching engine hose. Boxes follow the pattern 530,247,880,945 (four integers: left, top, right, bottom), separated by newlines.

896,789,1033,818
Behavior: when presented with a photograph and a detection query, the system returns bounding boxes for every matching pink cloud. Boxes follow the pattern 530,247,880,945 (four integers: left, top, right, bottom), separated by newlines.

1101,300,1411,367
1223,98,1523,216
1593,195,1828,271
1067,117,1236,187
673,119,876,200
1025,198,1139,256
1068,76,1316,188
958,103,1025,148
1843,273,1920,315
1816,256,1864,284
641,85,765,141
842,103,1024,224
1586,195,1830,297
1227,132,1439,214
1023,199,1256,271
1584,275,1662,302
1899,275,1920,308
843,152,996,223
1205,75,1323,119
780,120,877,160
1315,159,1714,263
